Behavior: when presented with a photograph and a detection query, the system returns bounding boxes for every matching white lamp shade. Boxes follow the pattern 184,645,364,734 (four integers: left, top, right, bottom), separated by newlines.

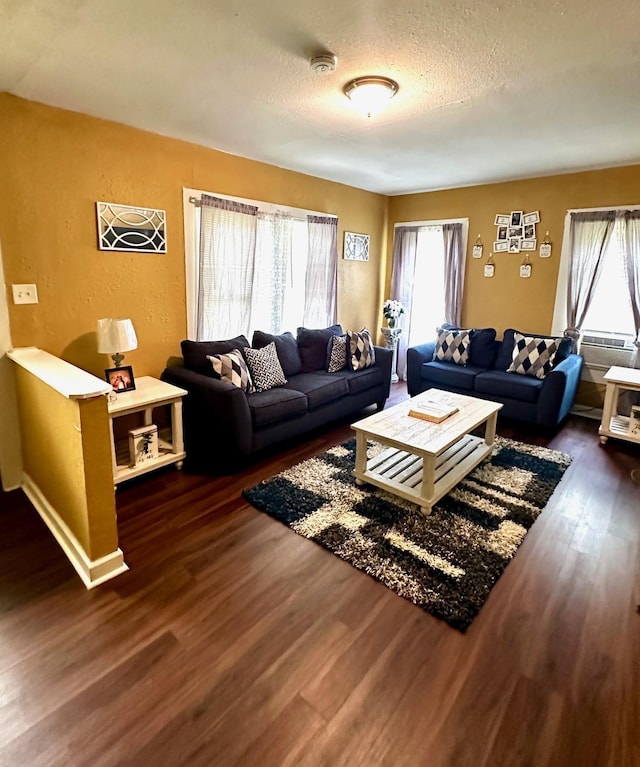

97,318,138,354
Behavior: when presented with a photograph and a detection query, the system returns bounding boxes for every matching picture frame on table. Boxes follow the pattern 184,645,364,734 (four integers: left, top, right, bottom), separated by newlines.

105,365,136,393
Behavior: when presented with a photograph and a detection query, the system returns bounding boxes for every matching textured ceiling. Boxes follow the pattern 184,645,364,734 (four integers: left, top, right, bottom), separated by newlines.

1,0,640,195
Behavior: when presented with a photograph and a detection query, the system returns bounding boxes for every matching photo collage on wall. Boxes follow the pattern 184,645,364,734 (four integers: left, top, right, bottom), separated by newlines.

493,210,539,254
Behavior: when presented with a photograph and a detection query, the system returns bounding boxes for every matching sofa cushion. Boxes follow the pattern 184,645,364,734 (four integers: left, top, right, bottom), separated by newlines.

440,324,497,367
336,366,384,395
475,369,543,403
326,334,348,372
247,387,308,427
206,350,254,393
348,328,376,371
243,342,287,392
181,335,250,375
421,361,483,391
506,332,559,379
297,325,343,373
284,373,349,410
495,328,573,371
434,328,470,365
251,330,302,378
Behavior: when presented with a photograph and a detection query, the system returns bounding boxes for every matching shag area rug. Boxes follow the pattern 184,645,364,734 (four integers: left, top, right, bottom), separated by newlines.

243,437,571,631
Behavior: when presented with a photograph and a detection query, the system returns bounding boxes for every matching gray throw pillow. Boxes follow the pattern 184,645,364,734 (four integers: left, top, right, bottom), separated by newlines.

251,330,302,377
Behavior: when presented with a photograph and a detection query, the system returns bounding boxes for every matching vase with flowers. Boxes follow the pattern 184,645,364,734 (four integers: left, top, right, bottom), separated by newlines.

383,298,404,329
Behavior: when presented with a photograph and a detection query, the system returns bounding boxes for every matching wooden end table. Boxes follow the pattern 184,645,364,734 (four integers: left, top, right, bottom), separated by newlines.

598,365,640,446
107,376,187,487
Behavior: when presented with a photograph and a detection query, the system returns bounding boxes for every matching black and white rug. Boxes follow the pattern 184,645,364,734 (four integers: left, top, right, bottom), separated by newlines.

243,437,571,631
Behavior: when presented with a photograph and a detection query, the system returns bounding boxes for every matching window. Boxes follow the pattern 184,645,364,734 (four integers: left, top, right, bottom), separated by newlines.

407,226,446,347
552,207,640,348
390,218,468,379
581,219,635,343
183,189,337,341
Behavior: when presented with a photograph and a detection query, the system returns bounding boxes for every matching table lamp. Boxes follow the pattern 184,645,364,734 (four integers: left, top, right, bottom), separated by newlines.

97,318,138,367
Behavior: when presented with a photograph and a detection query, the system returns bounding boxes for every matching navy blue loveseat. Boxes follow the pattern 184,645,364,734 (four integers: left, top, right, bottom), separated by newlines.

407,326,583,427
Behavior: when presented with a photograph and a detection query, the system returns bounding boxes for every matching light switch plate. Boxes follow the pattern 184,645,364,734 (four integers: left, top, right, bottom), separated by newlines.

12,284,38,304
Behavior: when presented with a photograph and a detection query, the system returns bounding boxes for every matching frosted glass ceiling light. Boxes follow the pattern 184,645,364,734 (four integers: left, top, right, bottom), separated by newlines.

344,76,399,117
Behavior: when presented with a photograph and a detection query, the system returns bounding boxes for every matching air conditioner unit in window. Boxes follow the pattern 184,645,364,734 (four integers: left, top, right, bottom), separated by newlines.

582,334,635,350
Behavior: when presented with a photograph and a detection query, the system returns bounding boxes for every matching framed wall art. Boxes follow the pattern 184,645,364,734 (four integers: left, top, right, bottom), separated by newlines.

344,231,370,261
97,202,167,253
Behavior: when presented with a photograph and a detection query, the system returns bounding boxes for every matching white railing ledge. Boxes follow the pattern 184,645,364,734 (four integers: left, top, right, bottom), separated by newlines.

7,347,112,400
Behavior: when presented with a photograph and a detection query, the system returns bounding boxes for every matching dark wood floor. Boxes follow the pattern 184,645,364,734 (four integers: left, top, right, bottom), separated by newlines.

1,383,640,766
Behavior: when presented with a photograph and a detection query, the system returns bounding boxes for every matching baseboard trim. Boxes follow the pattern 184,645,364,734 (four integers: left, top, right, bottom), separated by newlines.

22,474,128,589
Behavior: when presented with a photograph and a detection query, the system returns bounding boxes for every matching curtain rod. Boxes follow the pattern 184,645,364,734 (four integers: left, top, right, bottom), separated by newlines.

187,192,337,219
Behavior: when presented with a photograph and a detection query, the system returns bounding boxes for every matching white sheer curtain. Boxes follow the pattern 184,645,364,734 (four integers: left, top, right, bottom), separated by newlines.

566,211,616,329
303,216,338,327
390,226,419,380
195,196,337,339
197,195,258,340
390,225,448,380
250,212,292,333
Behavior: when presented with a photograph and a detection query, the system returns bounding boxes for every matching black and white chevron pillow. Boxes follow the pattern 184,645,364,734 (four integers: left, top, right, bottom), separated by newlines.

434,329,470,365
243,342,288,392
507,332,558,379
207,349,254,392
347,328,375,371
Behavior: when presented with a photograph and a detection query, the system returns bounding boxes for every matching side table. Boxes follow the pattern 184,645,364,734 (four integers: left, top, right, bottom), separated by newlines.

380,326,402,383
598,366,640,445
107,375,187,486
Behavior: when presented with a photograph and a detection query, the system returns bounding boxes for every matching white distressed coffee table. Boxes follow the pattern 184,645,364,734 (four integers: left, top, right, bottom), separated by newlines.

351,389,503,514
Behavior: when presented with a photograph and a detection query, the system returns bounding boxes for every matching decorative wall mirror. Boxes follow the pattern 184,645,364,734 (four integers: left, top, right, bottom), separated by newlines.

97,202,167,253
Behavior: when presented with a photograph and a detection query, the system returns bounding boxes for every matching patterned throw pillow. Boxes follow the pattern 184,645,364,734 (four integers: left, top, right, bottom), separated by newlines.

433,329,470,365
243,342,288,392
507,332,559,379
326,334,348,372
207,349,254,392
347,328,375,371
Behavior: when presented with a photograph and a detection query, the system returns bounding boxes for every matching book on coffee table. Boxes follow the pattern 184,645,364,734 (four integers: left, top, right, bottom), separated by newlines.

408,400,459,423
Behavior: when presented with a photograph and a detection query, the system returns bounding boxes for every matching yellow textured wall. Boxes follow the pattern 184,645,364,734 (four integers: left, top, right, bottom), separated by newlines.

13,367,118,559
387,166,640,337
0,94,387,378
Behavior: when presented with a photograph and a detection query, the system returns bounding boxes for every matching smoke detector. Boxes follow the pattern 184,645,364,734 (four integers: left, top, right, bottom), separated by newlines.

310,54,337,74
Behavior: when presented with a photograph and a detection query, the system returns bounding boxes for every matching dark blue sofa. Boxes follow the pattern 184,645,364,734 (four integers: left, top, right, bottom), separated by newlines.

162,327,393,472
407,327,583,427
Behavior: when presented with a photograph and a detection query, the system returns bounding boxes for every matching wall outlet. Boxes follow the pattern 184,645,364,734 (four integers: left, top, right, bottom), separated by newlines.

12,284,38,304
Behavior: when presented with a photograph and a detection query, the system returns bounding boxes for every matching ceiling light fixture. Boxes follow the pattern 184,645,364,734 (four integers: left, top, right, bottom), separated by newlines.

343,76,399,118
